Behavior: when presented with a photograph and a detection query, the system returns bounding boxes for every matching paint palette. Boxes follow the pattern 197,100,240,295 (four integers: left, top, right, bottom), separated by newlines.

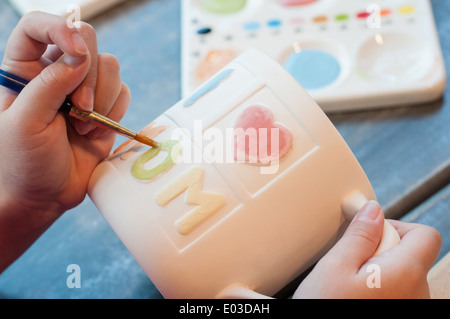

7,0,126,20
181,0,446,112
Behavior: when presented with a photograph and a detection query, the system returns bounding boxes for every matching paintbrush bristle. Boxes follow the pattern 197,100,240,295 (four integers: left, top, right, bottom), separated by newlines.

135,134,159,148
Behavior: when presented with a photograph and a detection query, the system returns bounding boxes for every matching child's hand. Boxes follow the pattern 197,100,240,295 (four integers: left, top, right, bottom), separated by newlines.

0,12,130,271
294,201,442,298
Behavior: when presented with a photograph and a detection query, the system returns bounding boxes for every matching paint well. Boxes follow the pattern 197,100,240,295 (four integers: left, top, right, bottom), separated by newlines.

399,6,415,14
195,50,236,85
267,19,282,27
357,32,433,84
243,21,260,31
202,0,247,14
197,27,212,35
290,17,305,25
277,0,317,6
284,49,341,90
335,14,349,21
313,15,328,23
357,11,371,19
380,9,391,17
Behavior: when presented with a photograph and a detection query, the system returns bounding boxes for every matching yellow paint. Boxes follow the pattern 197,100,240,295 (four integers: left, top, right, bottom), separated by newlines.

155,167,225,235
399,6,415,15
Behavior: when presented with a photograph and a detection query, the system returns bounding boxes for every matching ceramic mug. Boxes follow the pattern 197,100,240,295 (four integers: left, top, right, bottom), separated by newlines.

88,49,399,298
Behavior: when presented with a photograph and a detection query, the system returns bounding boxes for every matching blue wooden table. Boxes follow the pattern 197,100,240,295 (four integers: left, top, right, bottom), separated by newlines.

0,0,448,298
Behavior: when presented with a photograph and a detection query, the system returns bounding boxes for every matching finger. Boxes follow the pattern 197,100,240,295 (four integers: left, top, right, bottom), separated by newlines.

109,83,131,122
43,45,64,62
10,54,91,132
94,53,123,113
1,12,90,119
86,83,131,139
324,201,385,272
5,11,87,61
67,23,99,136
0,86,17,112
100,83,130,124
74,53,121,136
69,22,98,113
386,220,442,270
2,11,88,80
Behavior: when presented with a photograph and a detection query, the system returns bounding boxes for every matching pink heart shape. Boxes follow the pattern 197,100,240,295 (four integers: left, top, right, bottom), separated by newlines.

234,105,293,164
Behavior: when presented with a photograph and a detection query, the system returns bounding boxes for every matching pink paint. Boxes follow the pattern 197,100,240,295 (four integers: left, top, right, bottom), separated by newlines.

277,0,316,6
290,17,305,25
234,105,292,164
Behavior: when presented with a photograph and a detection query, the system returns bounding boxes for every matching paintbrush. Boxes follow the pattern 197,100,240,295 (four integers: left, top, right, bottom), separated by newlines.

0,69,159,148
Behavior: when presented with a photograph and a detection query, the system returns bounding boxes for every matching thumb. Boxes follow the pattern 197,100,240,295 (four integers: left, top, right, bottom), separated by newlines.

13,53,90,128
328,201,385,270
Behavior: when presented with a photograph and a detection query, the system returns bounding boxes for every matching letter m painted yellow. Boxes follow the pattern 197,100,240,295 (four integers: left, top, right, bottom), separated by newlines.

155,167,225,235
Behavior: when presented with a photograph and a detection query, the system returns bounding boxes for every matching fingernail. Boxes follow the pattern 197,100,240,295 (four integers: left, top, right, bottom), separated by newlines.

71,32,88,55
78,86,94,112
356,201,382,222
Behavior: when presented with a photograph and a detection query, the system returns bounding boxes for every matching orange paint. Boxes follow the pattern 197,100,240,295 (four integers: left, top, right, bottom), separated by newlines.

313,15,328,23
380,9,391,17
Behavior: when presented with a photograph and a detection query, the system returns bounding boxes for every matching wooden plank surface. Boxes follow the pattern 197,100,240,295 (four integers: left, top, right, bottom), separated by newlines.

0,0,448,298
401,183,450,265
401,184,450,299
428,252,450,299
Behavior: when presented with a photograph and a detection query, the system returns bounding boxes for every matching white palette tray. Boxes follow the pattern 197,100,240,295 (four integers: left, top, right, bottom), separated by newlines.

7,0,125,20
181,0,446,112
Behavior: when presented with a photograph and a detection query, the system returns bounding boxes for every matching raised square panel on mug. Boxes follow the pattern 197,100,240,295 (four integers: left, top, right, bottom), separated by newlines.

154,163,242,252
94,115,186,238
205,85,318,198
109,116,241,251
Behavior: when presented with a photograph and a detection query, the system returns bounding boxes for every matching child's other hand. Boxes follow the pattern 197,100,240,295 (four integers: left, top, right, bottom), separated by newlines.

294,201,442,299
0,12,130,270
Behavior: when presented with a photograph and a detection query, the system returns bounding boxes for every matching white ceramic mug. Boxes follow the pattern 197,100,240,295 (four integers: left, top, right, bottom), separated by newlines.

88,49,399,299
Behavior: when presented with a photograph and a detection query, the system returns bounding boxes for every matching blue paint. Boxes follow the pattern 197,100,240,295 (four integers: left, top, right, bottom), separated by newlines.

197,27,212,34
183,69,234,107
243,21,260,31
284,50,341,90
267,19,282,27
